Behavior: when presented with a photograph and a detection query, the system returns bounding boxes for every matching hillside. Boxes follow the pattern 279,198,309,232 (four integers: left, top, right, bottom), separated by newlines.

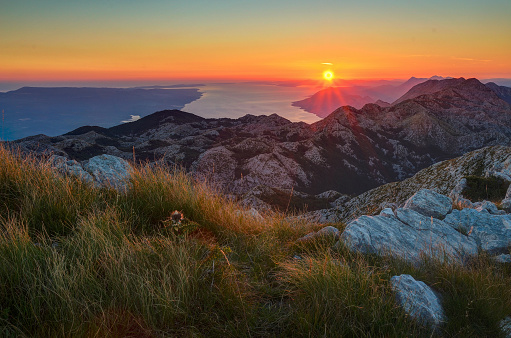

307,145,511,223
0,144,509,336
12,78,511,207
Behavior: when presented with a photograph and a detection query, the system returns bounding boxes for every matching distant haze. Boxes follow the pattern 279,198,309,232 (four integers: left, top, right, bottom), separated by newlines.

1,1,510,81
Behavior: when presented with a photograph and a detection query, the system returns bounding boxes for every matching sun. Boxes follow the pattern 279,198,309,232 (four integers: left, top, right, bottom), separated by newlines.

323,70,334,81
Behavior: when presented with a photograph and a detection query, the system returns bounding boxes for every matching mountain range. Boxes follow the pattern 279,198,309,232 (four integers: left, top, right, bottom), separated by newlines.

10,77,511,212
292,76,449,117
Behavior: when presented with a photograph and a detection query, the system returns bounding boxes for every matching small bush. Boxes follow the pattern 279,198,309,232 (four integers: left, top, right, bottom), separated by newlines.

462,175,509,202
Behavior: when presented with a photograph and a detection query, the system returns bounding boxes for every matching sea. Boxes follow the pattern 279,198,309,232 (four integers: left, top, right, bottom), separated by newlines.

183,82,320,124
0,81,321,140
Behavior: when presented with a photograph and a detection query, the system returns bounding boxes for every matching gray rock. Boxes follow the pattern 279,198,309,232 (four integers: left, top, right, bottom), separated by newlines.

49,155,94,184
475,201,500,215
390,274,445,329
296,232,316,243
316,226,340,238
379,208,395,217
444,208,511,255
298,208,341,224
506,184,511,200
340,207,478,264
83,154,132,190
493,254,511,264
403,189,452,219
453,196,476,210
502,199,511,213
297,226,340,242
316,190,342,200
380,202,399,212
236,207,264,221
502,317,511,338
330,194,351,208
449,178,467,201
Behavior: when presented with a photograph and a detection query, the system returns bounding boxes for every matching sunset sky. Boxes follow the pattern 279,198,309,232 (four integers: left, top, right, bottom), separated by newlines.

1,0,510,83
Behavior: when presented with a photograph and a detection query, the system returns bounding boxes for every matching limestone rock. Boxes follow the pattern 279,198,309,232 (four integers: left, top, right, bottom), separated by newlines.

297,208,341,224
449,178,467,201
330,194,351,208
403,189,452,219
49,155,94,184
443,208,511,255
475,201,501,215
83,154,132,190
379,208,395,217
493,254,511,264
315,190,342,200
390,274,445,329
297,226,340,242
502,199,511,213
501,317,511,338
340,207,477,264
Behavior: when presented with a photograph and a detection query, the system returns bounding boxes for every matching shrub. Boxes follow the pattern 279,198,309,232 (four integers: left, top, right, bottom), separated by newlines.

462,175,509,202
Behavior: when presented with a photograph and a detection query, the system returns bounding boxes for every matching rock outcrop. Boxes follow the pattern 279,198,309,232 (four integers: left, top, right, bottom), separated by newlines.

390,274,445,329
402,189,452,219
83,154,132,190
296,226,340,243
443,208,511,255
305,145,511,223
50,154,132,190
338,189,511,264
50,155,94,184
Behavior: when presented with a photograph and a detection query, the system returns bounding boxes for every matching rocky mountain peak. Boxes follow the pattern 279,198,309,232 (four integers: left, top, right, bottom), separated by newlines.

392,77,496,105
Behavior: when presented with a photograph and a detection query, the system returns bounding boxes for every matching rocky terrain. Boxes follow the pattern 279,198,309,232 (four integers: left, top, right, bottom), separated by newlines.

486,82,511,105
298,185,511,334
10,77,511,211
305,145,511,223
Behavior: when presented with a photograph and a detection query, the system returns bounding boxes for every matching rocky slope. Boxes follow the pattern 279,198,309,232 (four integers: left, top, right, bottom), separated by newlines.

305,145,511,223
292,76,449,117
11,78,511,208
486,82,511,105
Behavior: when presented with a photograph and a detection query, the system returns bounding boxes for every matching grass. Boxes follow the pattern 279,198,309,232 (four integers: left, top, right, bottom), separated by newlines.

0,144,510,337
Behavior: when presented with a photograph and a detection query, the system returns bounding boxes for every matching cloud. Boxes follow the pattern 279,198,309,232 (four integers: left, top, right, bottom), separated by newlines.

121,115,141,123
452,57,492,62
321,62,333,65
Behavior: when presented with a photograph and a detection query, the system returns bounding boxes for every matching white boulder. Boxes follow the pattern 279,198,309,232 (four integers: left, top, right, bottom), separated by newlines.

403,189,452,219
83,154,132,190
390,274,445,329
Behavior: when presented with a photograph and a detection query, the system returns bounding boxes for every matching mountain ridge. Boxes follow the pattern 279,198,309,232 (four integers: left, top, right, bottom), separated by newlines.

10,78,511,207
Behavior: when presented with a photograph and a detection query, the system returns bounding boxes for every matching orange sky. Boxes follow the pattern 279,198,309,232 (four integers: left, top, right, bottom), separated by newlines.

1,0,510,82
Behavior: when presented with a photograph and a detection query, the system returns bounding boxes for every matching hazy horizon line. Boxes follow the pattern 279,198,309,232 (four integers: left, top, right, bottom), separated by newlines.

2,75,511,92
